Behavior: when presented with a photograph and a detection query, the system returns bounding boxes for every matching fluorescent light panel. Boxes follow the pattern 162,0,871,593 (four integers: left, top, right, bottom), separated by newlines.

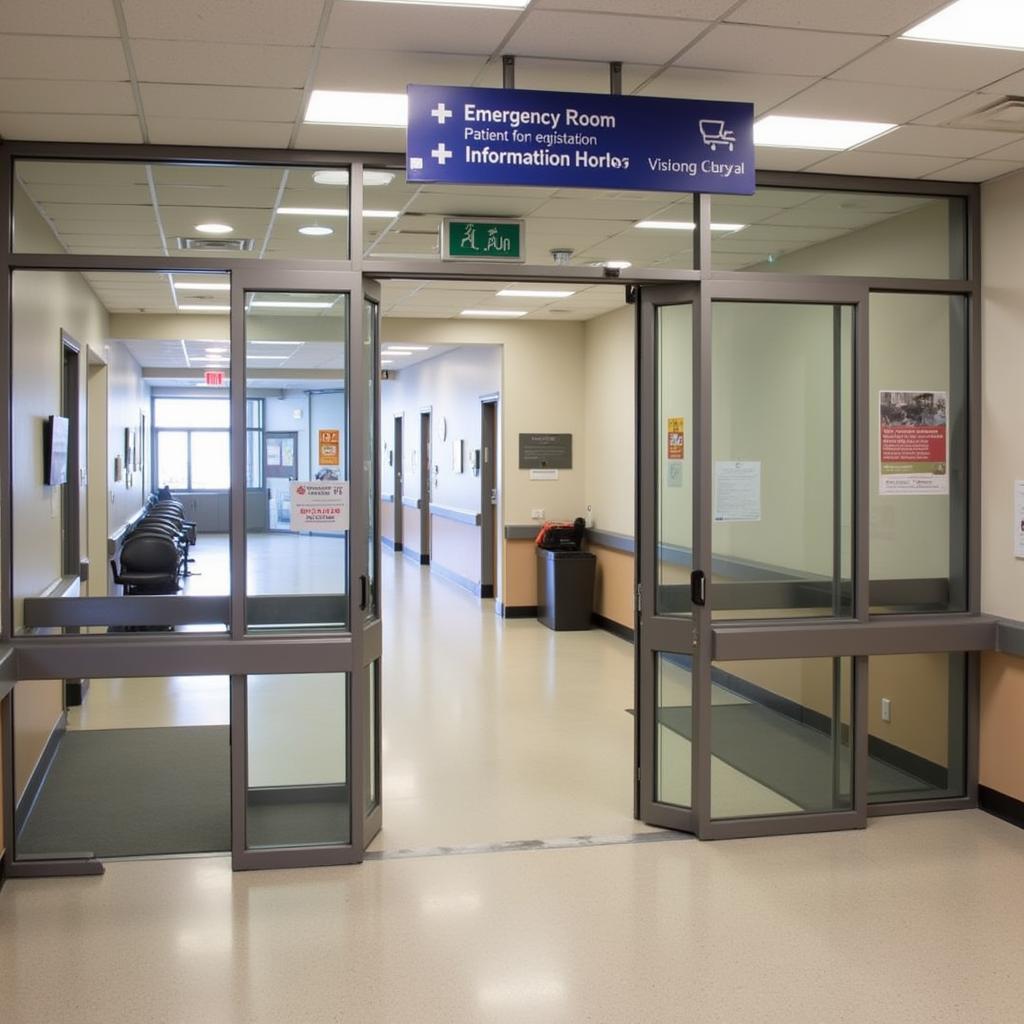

250,300,334,309
305,90,407,127
173,281,230,291
312,169,395,186
903,0,1024,50
385,345,429,351
635,221,745,231
754,115,896,150
461,309,527,318
179,305,230,312
497,288,576,298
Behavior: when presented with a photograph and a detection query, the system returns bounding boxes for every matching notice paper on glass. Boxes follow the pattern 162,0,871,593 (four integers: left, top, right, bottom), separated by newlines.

290,481,349,534
1015,481,1024,559
714,461,761,523
879,390,948,495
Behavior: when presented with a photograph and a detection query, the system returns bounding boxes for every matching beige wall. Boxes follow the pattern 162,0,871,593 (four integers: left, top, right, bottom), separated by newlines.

979,169,1024,802
431,516,482,587
591,543,634,629
14,681,65,802
381,498,395,546
503,539,537,608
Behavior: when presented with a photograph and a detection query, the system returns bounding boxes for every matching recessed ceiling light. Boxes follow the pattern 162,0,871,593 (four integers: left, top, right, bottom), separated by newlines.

179,304,230,312
305,90,407,128
299,225,334,236
635,221,746,232
250,300,335,309
312,169,396,186
754,115,896,150
497,288,576,298
461,309,527,318
173,281,230,291
903,0,1024,50
594,260,632,270
194,223,234,235
349,0,528,8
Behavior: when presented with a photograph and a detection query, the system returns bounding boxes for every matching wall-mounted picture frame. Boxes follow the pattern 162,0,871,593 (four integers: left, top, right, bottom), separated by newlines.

114,455,123,483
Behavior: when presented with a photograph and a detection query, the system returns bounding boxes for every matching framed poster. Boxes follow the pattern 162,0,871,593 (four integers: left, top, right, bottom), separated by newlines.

879,390,948,495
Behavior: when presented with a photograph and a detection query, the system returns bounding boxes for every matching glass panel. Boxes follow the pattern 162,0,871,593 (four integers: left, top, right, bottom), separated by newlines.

364,168,695,271
189,432,230,490
14,160,350,259
870,294,967,613
245,291,349,632
157,432,189,490
15,675,230,860
656,304,694,616
655,654,692,809
711,658,853,819
246,672,350,849
711,188,966,279
711,302,853,619
365,298,379,619
366,661,381,815
11,268,230,635
868,653,967,804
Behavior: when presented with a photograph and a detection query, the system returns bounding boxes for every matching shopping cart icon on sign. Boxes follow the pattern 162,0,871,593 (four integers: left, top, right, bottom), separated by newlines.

699,119,736,153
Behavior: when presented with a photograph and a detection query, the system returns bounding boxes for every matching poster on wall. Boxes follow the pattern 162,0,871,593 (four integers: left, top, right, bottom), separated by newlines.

714,461,761,522
879,390,948,495
290,481,349,534
1015,481,1024,559
667,417,685,460
318,429,340,466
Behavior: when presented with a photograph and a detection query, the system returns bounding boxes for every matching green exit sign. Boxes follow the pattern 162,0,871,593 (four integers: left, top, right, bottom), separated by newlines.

442,218,525,262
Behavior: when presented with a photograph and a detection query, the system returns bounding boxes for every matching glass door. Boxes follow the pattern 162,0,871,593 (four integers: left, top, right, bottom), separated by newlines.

637,285,868,840
637,285,703,835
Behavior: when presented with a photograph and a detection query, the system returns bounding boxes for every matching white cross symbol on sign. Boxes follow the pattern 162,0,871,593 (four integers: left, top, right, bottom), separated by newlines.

431,103,453,125
431,143,453,166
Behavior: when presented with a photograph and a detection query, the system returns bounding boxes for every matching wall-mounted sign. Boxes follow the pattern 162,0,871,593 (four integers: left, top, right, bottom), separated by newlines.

407,84,754,195
204,370,225,386
290,481,349,534
442,217,524,262
714,461,761,523
667,417,685,460
519,433,572,470
879,390,948,495
318,428,340,466
43,415,69,486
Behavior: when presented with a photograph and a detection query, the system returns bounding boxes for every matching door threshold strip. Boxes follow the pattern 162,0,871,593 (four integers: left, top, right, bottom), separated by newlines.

364,829,693,862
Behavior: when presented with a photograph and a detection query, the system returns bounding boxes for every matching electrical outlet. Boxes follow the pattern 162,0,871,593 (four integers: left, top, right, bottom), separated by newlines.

881,698,892,723
531,508,545,521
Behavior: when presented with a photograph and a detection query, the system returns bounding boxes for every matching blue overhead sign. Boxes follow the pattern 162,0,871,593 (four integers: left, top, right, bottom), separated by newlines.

406,84,754,195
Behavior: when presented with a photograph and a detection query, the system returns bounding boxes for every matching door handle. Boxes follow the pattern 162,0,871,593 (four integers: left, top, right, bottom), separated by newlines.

690,570,706,607
359,574,368,611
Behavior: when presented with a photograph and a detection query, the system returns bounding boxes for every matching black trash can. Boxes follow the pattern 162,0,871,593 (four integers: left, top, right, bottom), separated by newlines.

536,548,596,631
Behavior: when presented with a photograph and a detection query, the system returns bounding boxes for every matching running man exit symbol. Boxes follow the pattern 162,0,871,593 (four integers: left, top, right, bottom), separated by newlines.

432,143,453,165
431,102,453,125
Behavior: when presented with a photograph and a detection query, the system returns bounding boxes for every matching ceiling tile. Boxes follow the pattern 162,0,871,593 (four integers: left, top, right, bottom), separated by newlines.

314,49,488,91
131,40,314,89
637,67,816,115
505,12,706,64
754,146,837,171
806,150,958,178
979,65,1024,96
0,80,136,116
293,124,406,153
676,24,882,77
925,158,1024,182
121,0,325,46
325,3,519,55
860,124,1015,158
770,79,967,123
140,83,302,122
147,117,294,148
725,0,951,35
976,137,1024,161
0,35,129,80
833,39,1024,92
910,91,995,127
0,112,142,144
0,0,119,36
536,0,732,15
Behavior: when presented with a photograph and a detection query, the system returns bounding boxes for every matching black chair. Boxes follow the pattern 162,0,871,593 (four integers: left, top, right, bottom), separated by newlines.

111,533,181,595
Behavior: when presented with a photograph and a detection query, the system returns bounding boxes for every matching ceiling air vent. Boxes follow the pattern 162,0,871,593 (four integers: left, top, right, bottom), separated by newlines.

949,97,1024,132
177,236,255,252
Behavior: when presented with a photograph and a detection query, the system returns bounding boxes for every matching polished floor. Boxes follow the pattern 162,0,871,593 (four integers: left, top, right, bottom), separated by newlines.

2,811,1022,1023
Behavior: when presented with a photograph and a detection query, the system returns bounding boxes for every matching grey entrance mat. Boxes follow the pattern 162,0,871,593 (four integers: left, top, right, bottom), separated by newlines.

659,704,933,812
18,726,230,858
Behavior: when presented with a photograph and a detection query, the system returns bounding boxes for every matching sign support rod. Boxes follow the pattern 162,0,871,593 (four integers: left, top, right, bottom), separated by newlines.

503,55,516,90
610,61,622,96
